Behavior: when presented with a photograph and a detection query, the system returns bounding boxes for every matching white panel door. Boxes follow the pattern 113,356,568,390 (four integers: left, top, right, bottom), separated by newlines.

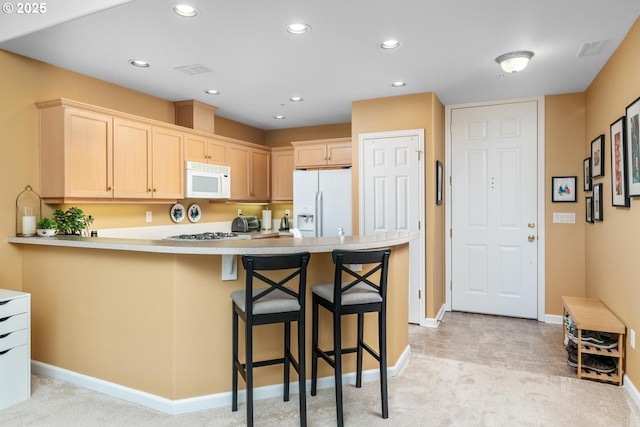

361,131,424,324
451,101,538,318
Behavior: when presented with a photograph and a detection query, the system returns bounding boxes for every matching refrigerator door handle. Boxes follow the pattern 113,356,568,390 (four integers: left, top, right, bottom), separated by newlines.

316,191,322,237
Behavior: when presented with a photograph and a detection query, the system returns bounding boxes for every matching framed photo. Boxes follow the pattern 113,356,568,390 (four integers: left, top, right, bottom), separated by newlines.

583,157,592,191
626,96,640,196
436,160,443,205
551,176,577,202
591,134,605,178
586,197,593,223
593,183,603,221
610,116,629,207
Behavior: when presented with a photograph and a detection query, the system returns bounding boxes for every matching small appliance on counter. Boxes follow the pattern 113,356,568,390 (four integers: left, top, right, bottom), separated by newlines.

279,213,290,231
231,215,261,233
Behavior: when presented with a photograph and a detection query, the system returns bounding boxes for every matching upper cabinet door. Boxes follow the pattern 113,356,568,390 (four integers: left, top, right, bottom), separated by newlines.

227,143,251,200
250,148,270,201
184,132,208,163
292,138,352,169
63,108,114,198
151,126,184,199
271,148,294,202
326,141,352,166
113,118,152,199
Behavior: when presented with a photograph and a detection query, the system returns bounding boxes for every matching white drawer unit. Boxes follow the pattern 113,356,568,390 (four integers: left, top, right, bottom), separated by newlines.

0,289,30,409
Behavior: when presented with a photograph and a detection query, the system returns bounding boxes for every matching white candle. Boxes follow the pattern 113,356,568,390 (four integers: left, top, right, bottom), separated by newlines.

22,215,36,235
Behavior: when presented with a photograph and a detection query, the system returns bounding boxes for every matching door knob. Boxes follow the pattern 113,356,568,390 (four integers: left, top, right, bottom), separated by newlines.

528,222,536,228
528,234,536,242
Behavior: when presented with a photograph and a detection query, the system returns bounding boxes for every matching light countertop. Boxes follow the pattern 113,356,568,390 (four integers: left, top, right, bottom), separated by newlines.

7,232,417,255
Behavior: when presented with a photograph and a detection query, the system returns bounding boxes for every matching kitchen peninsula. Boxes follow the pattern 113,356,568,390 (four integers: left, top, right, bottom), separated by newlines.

8,232,415,413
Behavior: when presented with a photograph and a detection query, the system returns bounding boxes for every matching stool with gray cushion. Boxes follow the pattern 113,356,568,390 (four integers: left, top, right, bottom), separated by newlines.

310,248,391,427
232,252,311,427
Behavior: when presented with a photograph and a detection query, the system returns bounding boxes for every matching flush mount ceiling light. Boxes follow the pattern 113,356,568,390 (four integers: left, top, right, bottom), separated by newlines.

380,39,400,49
495,50,534,73
204,89,220,95
129,59,150,68
173,4,198,17
289,96,303,102
286,23,311,35
391,81,406,87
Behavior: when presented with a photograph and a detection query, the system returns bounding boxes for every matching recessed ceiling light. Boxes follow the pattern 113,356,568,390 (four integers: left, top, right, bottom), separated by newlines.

129,59,150,68
380,40,400,49
286,23,311,35
204,89,220,95
173,4,198,17
273,115,286,119
391,81,406,87
290,96,303,102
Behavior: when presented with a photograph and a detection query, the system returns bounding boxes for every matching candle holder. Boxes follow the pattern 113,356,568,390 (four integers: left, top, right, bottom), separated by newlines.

16,185,42,237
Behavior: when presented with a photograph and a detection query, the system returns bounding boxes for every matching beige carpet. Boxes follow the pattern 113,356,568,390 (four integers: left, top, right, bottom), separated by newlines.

2,353,639,426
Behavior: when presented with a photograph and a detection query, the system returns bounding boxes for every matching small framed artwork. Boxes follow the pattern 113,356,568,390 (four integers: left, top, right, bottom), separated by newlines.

552,176,577,202
593,183,603,221
591,134,605,178
586,197,593,223
436,160,443,205
583,157,592,191
626,96,640,196
610,116,629,207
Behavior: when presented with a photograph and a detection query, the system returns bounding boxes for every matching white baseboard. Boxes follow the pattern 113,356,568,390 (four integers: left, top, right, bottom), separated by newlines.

625,374,640,410
422,304,447,328
31,347,411,415
544,313,563,325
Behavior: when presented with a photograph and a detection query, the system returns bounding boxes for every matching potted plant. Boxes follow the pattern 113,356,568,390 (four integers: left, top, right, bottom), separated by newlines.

36,217,58,237
53,207,94,236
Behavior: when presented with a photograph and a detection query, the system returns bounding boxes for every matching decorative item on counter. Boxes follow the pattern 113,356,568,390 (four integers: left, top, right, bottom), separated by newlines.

187,203,201,223
36,217,58,237
15,185,42,237
53,207,94,235
262,208,272,230
170,203,185,223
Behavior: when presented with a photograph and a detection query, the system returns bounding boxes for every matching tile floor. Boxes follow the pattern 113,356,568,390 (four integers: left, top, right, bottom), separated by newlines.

409,311,577,378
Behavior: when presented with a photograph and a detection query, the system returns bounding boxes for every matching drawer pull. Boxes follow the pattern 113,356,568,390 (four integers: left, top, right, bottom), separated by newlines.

0,316,9,322
0,301,8,306
0,348,10,355
0,332,9,339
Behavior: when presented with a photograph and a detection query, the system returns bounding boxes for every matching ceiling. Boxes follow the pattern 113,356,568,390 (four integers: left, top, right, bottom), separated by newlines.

2,0,639,130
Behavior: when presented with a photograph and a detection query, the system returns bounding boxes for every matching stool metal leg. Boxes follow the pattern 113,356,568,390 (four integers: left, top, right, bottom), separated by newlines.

246,320,254,427
232,308,239,412
298,315,307,427
310,297,319,396
333,310,344,427
284,321,291,402
379,310,388,419
356,312,364,388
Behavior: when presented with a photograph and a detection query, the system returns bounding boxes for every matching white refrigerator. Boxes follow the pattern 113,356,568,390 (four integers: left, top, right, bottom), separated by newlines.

293,169,352,237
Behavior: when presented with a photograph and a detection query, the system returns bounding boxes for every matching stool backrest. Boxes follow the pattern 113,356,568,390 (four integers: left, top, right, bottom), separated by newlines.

242,252,311,312
332,248,391,304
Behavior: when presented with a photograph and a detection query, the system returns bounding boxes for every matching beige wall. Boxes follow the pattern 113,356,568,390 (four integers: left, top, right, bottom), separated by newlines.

544,93,587,314
264,123,351,147
584,17,640,384
351,93,446,318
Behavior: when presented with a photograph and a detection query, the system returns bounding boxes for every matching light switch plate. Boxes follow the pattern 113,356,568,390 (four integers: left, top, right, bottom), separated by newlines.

552,212,576,224
631,329,636,350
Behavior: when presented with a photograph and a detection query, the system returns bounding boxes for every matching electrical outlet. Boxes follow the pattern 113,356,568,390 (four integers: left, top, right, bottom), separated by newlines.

631,329,636,350
285,209,290,216
146,211,152,222
237,209,242,216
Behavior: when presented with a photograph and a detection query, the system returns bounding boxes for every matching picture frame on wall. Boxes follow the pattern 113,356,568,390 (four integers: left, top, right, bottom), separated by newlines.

626,96,640,196
583,157,592,191
586,196,593,223
551,176,577,202
436,160,443,206
610,116,629,207
593,183,603,221
591,134,605,178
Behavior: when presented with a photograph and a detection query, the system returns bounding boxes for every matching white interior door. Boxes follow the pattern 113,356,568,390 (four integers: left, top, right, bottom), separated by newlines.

360,130,425,324
451,101,538,318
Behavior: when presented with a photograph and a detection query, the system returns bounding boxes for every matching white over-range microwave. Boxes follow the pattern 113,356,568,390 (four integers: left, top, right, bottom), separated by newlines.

185,161,231,199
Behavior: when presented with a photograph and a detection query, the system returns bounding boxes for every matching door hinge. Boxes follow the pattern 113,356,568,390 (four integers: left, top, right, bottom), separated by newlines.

418,220,421,230
418,289,421,299
416,150,422,161
450,228,452,238
450,280,453,290
450,176,452,185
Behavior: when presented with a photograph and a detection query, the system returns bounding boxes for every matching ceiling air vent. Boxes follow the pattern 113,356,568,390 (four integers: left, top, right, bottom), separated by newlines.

174,64,213,75
577,40,607,57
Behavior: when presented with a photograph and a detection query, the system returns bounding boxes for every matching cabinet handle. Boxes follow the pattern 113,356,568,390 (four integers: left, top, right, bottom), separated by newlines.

0,332,10,339
153,188,157,192
0,349,10,355
0,316,9,322
107,186,113,191
148,188,152,193
0,301,8,306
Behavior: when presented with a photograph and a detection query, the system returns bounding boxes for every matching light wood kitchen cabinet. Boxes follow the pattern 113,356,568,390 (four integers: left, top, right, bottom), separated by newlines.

228,142,270,201
37,99,184,203
39,104,114,200
184,132,227,165
292,137,352,168
271,147,294,202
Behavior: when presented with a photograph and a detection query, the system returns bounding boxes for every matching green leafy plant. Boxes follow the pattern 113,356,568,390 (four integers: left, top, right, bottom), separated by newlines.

53,207,94,235
36,217,58,230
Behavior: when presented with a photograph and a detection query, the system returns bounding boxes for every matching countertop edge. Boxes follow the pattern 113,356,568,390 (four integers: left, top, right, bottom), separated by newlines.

7,232,418,255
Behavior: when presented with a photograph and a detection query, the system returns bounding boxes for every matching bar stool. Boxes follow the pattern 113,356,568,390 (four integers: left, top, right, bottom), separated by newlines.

231,252,311,427
310,248,391,427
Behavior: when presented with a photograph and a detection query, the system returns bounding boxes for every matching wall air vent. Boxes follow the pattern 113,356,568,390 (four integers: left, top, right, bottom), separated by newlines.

577,40,607,57
174,64,213,75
